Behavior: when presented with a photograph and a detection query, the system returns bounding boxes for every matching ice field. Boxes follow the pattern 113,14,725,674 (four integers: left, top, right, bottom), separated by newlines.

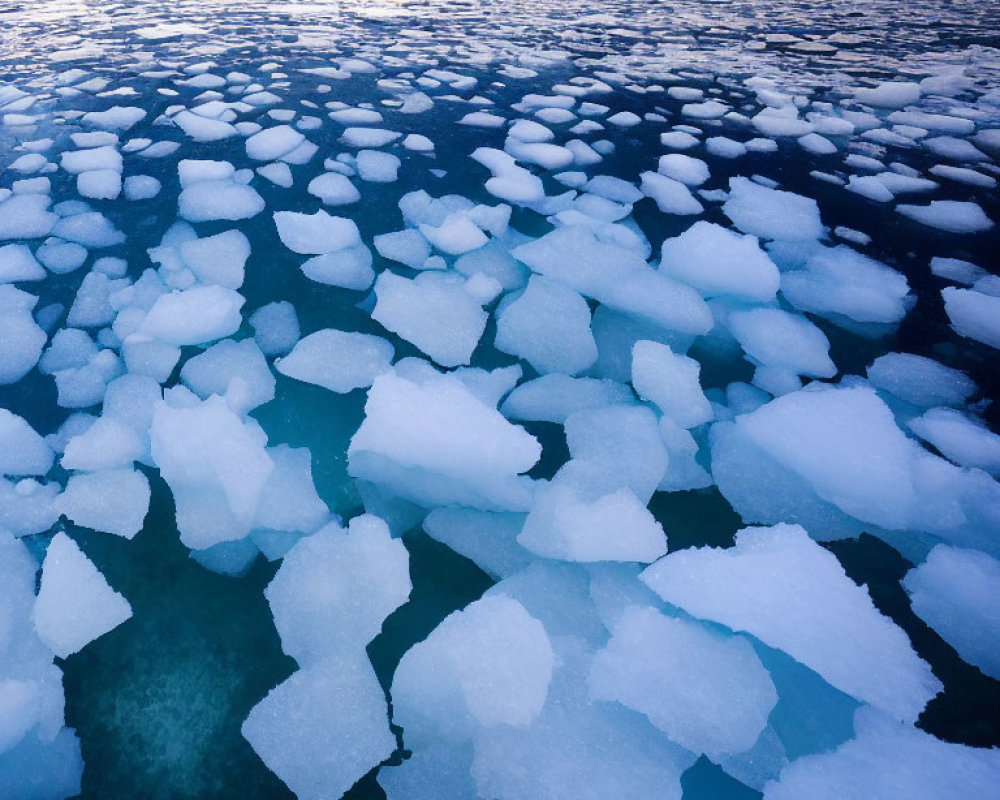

0,0,999,798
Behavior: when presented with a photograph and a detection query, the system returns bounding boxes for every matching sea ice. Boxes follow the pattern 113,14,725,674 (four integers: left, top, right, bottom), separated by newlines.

642,524,942,722
276,329,394,393
33,532,132,658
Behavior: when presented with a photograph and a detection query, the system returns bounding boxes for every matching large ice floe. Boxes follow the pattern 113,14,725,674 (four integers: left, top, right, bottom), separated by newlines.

1,0,999,798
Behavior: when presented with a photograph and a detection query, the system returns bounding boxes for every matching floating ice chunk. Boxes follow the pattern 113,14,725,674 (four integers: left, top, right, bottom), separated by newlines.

729,308,836,378
339,127,401,147
0,286,46,385
590,606,776,758
245,124,305,161
180,338,275,413
867,352,975,408
419,214,488,255
37,238,87,274
241,655,396,800
724,177,823,240
719,386,920,530
782,245,912,325
266,516,409,663
150,394,274,549
57,468,150,538
518,482,666,563
76,169,121,200
798,132,837,155
372,272,487,367
328,107,383,125
455,240,528,290
60,417,144,472
0,194,58,241
846,175,893,203
252,444,329,537
257,161,293,188
923,136,988,162
349,371,539,511
374,229,431,269
564,404,667,502
660,130,699,149
33,532,132,658
762,707,1000,800
276,329,393,393
178,179,264,222
632,340,713,428
356,149,401,182
929,164,997,188
495,276,596,375
659,221,780,301
0,410,53,476
459,111,506,128
250,301,300,356
178,229,250,289
301,245,374,289
897,201,993,233
403,133,434,152
0,244,46,282
607,111,641,127
273,210,361,255
52,210,123,248
639,171,704,215
908,408,1000,475
137,285,244,346
581,175,642,205
505,139,574,170
941,287,1000,349
682,100,728,119
469,637,692,800
123,175,161,200
392,595,553,744
307,172,360,205
172,110,238,141
512,226,713,335
178,159,234,186
658,153,710,186
643,524,941,722
500,374,633,423
903,546,1000,680
854,81,921,109
82,105,145,130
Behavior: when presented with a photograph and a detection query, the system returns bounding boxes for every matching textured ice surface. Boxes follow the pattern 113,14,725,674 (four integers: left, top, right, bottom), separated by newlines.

372,272,487,367
276,329,393,393
57,469,150,538
241,654,396,800
495,276,597,375
763,707,1000,800
642,524,942,722
349,371,539,510
266,516,410,664
33,532,133,659
724,177,824,240
590,605,777,758
150,394,274,549
632,340,713,428
903,546,1000,680
392,594,553,744
659,221,780,301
